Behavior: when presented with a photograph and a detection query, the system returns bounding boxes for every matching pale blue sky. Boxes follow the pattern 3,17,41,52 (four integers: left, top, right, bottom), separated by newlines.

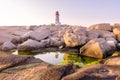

0,0,120,26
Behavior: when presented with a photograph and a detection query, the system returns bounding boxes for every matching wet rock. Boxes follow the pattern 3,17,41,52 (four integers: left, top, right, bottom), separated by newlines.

21,30,51,41
17,39,43,51
63,32,87,47
1,41,16,51
88,23,112,31
80,38,116,58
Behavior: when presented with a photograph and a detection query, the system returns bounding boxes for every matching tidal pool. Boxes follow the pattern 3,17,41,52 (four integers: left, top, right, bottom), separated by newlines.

12,50,99,67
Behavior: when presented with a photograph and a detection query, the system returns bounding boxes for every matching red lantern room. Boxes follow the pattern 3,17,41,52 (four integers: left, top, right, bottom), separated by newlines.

56,11,59,16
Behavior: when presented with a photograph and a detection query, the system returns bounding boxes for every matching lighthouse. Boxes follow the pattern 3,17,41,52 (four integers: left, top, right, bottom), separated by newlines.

55,11,61,25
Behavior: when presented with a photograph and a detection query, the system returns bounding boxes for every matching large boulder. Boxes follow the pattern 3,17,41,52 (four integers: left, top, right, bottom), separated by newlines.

100,31,115,39
2,41,16,51
87,30,99,41
113,28,120,35
21,30,51,41
88,23,112,31
87,30,115,41
51,27,72,38
72,26,86,35
63,32,87,47
40,39,50,47
17,39,43,51
52,29,66,38
80,38,116,58
106,37,117,45
50,36,64,47
113,28,120,42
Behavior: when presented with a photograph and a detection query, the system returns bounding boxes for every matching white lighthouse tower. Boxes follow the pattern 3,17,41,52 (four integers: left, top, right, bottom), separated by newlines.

55,11,61,25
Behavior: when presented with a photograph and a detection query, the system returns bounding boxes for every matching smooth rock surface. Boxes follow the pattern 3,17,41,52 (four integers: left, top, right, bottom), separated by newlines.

88,23,112,31
17,39,43,51
113,28,120,35
21,30,51,41
104,57,120,66
2,41,16,51
62,64,120,80
64,32,87,47
0,52,33,71
50,36,64,47
80,38,116,58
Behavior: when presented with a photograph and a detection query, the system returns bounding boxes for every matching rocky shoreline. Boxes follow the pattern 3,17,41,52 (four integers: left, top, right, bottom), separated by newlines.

0,23,120,58
0,23,120,79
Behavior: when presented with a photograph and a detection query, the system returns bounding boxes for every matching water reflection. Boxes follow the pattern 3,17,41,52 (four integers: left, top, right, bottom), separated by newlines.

12,51,99,67
55,52,59,58
12,50,18,55
35,52,64,65
59,53,99,67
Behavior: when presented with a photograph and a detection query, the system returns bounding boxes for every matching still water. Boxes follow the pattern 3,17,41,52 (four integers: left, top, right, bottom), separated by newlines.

12,50,99,67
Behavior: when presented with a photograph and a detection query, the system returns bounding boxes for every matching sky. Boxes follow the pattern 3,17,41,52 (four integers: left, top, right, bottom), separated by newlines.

0,0,120,26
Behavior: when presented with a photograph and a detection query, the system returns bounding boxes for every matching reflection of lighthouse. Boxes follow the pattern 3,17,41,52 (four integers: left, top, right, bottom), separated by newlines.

55,11,61,25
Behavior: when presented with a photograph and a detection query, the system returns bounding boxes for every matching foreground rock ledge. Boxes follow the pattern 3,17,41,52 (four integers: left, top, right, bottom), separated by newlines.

0,51,76,80
0,51,120,80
